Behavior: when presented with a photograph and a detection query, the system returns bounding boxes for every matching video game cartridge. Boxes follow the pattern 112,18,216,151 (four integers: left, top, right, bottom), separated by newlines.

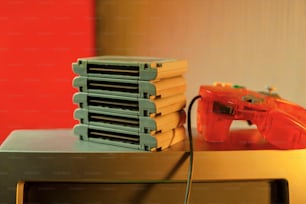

74,108,185,134
73,92,186,117
72,56,187,80
73,76,186,99
73,124,186,151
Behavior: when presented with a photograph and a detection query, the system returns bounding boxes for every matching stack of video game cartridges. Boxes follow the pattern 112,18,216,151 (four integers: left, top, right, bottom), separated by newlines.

72,56,187,151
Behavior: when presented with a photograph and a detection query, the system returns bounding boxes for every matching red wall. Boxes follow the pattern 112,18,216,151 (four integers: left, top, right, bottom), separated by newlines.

0,1,94,144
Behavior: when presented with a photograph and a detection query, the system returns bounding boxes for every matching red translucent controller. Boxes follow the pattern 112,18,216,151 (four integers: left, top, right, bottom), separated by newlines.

197,83,306,149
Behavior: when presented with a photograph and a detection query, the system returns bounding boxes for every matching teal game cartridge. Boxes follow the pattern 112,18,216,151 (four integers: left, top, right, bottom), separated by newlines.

73,76,186,99
74,108,186,134
72,56,187,80
73,92,186,117
73,124,186,151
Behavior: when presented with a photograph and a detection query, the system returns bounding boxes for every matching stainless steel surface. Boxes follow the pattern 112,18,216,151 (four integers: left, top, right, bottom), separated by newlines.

0,129,305,203
0,129,141,152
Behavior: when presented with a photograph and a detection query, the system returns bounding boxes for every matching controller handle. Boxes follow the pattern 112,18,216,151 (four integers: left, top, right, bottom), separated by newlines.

258,108,306,149
197,97,233,142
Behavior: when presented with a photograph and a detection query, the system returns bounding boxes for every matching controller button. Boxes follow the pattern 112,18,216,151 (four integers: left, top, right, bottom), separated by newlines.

213,82,223,86
213,82,232,87
233,84,245,89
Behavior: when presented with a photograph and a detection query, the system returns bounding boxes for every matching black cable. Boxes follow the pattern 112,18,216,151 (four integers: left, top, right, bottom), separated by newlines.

184,95,201,204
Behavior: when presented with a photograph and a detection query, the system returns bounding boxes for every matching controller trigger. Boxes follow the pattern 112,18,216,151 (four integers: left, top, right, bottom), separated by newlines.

212,101,234,115
247,120,253,126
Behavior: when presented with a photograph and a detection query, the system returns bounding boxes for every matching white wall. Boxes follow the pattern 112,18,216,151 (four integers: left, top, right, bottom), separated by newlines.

96,0,306,126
